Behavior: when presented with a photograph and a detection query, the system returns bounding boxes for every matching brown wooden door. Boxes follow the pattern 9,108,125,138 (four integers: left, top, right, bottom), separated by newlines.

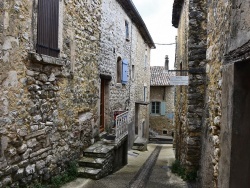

100,79,105,132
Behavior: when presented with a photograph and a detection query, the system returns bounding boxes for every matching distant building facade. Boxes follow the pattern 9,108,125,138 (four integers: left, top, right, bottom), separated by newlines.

99,0,155,149
150,56,175,136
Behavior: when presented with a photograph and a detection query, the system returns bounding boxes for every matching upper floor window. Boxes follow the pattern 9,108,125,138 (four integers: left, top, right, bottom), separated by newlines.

151,102,160,114
143,86,147,102
144,54,147,68
37,0,60,57
125,21,129,41
131,65,135,81
117,57,122,83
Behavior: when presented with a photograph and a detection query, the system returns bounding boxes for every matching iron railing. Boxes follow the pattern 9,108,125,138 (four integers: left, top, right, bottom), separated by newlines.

115,111,128,141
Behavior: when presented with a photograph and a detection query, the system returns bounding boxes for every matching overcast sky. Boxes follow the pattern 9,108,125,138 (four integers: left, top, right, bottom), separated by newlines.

132,0,177,69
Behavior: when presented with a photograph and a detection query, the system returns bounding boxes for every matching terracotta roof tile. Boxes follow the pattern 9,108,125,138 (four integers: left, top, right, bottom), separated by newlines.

150,66,175,86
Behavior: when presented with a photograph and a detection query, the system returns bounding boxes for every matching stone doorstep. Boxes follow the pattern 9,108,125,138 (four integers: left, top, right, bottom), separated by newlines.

131,145,147,151
78,167,102,180
133,137,148,146
83,141,115,158
78,157,108,169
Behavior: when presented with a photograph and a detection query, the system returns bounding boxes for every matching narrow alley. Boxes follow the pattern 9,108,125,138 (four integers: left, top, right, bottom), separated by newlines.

62,143,189,188
2,0,250,187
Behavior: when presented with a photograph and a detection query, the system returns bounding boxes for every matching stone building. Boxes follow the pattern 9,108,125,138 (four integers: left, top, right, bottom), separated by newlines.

172,0,250,187
99,0,155,150
172,0,207,176
0,0,154,186
149,56,175,136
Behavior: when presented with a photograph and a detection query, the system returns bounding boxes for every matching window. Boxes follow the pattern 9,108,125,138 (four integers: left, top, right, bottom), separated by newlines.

163,130,168,135
144,55,147,68
151,102,160,114
125,21,129,40
143,87,147,102
117,57,122,83
131,65,135,80
151,102,166,115
37,0,60,57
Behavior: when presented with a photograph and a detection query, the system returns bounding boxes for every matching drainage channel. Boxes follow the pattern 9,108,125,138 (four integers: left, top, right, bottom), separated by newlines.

128,146,162,188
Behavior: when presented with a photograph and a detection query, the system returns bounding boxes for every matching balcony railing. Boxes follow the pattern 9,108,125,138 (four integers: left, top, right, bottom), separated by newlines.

115,111,128,141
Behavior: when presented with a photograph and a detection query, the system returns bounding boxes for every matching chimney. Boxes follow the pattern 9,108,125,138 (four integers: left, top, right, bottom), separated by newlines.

165,55,169,71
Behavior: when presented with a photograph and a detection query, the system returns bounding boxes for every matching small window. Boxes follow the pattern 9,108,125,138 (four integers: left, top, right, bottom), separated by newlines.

163,130,168,135
125,21,129,40
143,87,147,102
131,65,135,80
151,102,160,114
144,55,147,68
117,57,122,83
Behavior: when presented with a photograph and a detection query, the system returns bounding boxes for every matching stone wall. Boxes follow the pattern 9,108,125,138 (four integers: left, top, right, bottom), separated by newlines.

100,0,151,142
174,0,189,166
0,0,101,186
149,86,175,136
173,0,207,175
174,0,250,187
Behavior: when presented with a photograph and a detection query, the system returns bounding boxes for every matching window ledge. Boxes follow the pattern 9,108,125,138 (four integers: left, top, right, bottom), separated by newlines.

150,114,161,116
28,51,67,66
116,83,122,88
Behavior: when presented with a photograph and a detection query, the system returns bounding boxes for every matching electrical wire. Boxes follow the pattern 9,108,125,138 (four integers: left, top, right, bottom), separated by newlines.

154,43,176,45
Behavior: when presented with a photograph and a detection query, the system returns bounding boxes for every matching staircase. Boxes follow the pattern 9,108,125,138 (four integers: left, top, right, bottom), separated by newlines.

78,111,129,179
78,141,115,180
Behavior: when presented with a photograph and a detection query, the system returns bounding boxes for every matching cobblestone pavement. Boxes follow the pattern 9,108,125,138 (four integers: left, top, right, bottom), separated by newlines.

62,144,191,188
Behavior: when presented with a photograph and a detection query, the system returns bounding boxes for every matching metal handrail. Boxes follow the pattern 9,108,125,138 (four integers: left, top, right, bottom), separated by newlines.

115,111,128,141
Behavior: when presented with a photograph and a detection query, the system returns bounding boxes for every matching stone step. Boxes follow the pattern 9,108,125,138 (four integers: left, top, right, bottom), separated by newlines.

78,167,102,180
132,145,147,151
133,137,148,146
83,141,114,158
78,157,108,169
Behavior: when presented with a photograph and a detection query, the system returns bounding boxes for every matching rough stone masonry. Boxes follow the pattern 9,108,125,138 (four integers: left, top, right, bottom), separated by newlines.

0,0,101,187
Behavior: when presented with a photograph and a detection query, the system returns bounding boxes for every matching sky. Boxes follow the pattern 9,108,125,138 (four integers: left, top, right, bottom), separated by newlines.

132,0,177,69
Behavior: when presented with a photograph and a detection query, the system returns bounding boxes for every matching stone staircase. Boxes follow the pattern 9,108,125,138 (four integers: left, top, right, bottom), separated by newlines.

78,141,115,180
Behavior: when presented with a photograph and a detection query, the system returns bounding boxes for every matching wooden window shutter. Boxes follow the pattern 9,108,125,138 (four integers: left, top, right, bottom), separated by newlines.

37,0,60,57
122,59,129,84
160,102,166,116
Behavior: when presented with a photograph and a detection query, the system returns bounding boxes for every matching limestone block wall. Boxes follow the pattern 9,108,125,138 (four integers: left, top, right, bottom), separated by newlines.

149,86,175,136
100,0,151,141
201,0,230,187
0,0,101,187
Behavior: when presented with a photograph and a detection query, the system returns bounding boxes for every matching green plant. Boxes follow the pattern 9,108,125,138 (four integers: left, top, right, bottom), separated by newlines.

171,160,197,182
25,160,79,188
51,161,79,188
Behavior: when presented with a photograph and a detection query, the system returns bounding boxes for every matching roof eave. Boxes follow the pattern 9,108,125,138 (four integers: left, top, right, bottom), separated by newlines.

116,0,156,49
172,0,184,28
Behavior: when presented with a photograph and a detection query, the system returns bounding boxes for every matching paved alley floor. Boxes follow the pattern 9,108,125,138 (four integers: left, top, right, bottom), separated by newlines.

62,144,190,188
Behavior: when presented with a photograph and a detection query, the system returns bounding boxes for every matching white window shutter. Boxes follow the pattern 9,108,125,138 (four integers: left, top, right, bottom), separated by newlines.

160,102,166,116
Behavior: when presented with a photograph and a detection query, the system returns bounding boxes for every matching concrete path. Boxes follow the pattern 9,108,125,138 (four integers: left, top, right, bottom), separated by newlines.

62,144,189,188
